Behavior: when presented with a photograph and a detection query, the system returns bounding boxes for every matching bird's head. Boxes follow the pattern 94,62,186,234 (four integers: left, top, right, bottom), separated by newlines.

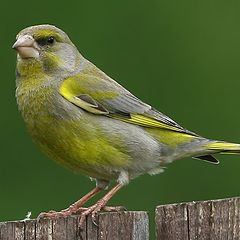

13,24,81,76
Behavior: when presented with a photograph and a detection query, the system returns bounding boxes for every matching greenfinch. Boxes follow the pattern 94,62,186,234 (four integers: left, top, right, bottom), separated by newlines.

13,24,240,224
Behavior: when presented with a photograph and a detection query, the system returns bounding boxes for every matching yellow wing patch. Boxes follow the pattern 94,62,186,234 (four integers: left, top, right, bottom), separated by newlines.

60,75,116,115
60,75,190,133
113,114,184,132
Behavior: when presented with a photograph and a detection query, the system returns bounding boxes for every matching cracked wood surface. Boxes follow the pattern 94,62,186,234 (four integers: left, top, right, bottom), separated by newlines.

1,197,240,239
0,211,149,240
156,197,240,240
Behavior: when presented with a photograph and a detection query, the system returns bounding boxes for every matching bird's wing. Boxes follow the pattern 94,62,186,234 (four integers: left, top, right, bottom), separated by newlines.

59,72,197,135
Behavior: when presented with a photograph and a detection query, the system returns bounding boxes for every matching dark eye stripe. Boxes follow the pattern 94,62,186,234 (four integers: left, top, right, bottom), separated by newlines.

36,36,55,46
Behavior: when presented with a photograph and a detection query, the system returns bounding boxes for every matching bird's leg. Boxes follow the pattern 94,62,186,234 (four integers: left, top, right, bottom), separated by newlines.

79,183,123,227
38,186,102,218
62,186,102,213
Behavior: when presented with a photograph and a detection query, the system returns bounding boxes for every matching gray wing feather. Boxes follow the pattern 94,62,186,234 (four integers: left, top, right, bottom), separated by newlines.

77,61,188,130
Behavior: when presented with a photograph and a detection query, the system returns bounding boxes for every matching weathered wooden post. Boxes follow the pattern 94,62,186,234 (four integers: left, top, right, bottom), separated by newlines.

0,211,149,240
155,197,240,240
1,197,240,239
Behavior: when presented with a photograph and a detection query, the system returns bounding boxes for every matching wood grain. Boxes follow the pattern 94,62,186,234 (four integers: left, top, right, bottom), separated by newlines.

156,197,240,240
0,211,149,240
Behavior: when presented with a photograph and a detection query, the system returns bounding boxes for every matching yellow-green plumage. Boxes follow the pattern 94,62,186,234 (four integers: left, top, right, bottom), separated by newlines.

146,129,194,148
17,74,130,180
14,24,240,188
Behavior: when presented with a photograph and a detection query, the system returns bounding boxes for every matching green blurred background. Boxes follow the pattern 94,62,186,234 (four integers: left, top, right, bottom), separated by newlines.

1,0,240,238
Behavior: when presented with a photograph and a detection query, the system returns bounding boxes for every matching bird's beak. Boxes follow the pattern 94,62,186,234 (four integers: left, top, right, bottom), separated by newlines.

12,35,40,59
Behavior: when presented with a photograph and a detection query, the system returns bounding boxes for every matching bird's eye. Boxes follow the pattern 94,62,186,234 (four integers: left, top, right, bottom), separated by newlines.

36,36,55,46
47,36,55,44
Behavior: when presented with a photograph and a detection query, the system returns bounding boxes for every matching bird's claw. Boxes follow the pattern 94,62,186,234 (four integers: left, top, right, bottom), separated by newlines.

78,204,126,229
38,204,126,228
91,212,99,227
38,207,86,220
79,203,98,228
102,206,127,212
38,210,69,220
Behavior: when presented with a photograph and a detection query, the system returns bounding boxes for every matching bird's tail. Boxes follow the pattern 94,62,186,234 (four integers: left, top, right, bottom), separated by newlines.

195,140,240,164
207,141,240,154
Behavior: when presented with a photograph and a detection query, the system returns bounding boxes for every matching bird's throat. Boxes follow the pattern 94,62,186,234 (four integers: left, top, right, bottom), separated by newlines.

16,58,44,78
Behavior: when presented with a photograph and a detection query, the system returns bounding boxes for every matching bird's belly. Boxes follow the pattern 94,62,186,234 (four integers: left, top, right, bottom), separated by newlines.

29,111,165,181
29,118,121,180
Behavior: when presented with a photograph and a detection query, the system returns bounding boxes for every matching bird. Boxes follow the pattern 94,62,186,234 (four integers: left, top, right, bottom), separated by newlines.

12,24,240,225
